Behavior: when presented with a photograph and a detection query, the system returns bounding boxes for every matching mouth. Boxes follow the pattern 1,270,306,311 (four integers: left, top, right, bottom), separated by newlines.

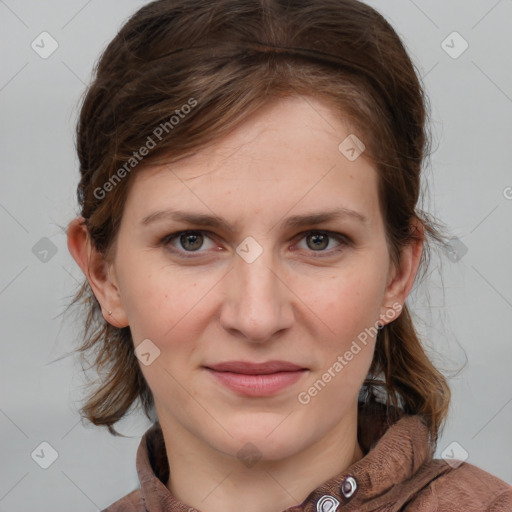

203,360,308,397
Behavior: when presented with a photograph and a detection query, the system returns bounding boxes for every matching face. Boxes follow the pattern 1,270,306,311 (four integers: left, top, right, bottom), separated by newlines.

92,95,407,461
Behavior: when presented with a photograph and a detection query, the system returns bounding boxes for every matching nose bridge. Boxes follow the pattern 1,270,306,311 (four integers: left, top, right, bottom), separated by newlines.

221,238,292,341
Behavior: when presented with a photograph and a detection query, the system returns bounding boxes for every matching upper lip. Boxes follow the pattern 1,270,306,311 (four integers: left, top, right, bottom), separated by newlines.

205,361,307,375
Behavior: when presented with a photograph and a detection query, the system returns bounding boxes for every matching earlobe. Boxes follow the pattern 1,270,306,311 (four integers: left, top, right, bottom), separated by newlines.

66,217,129,328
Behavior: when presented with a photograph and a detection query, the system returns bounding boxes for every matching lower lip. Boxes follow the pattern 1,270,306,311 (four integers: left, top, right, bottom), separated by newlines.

205,369,306,397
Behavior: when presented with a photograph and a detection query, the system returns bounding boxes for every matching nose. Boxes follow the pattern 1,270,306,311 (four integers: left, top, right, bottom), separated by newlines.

219,244,294,343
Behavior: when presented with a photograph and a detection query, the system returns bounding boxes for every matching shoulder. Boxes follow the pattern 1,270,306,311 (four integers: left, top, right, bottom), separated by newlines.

407,460,512,511
101,489,143,512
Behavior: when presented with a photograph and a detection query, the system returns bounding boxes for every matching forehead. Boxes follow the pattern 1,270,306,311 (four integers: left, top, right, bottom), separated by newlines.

123,95,380,225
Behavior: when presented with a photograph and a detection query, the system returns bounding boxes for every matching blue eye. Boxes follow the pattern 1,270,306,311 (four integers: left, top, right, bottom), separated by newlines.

160,230,350,259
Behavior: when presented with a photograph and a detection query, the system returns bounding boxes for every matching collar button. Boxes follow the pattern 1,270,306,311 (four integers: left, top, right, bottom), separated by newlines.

316,495,340,512
340,475,357,499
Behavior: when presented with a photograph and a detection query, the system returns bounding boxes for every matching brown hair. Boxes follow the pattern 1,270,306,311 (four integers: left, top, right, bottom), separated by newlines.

68,0,451,446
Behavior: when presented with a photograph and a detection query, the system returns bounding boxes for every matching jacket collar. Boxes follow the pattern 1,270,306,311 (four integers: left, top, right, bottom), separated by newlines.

135,405,436,511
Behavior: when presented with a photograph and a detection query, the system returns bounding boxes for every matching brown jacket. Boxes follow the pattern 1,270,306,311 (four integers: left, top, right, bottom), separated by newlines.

103,409,512,511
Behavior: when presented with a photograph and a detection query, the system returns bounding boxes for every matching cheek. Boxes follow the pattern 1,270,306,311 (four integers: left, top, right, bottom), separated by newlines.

118,260,216,358
310,266,386,336
114,258,179,341
301,274,382,404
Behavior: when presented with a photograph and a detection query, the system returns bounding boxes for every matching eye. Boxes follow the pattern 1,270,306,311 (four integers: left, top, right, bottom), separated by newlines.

294,231,350,257
160,229,350,259
162,230,217,257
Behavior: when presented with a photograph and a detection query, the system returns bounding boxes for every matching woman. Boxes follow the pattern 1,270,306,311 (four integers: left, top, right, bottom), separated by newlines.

66,0,512,510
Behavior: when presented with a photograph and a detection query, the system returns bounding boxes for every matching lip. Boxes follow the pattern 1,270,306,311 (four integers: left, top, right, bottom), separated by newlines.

204,360,308,397
206,360,306,374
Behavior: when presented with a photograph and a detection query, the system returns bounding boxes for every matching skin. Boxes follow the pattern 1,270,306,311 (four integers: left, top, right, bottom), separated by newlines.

68,95,423,512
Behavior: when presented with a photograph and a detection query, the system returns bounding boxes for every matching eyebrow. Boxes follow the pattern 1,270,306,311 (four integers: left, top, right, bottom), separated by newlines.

140,207,368,232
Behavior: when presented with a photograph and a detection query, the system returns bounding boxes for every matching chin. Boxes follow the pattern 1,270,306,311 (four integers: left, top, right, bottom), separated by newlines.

213,420,310,462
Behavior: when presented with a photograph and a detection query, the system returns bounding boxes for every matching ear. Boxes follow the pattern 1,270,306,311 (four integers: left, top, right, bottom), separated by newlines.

379,219,424,326
67,217,129,328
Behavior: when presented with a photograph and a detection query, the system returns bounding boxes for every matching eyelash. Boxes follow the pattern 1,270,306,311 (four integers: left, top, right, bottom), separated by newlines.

159,230,352,259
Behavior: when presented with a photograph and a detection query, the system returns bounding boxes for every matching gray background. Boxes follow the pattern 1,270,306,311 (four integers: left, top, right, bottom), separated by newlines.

1,0,511,510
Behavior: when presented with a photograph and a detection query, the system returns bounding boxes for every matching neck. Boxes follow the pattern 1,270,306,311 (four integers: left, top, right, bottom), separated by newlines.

159,406,364,512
